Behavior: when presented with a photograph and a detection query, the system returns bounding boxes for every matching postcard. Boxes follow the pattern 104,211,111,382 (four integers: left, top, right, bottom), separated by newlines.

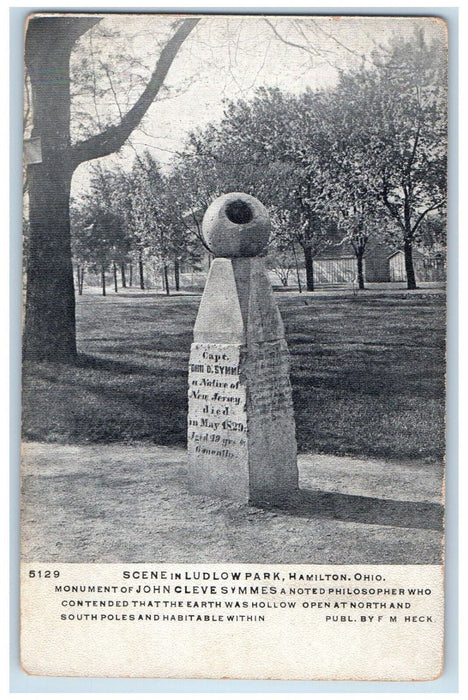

21,12,447,679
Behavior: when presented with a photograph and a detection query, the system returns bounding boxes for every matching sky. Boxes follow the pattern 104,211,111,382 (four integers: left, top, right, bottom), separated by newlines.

71,14,446,196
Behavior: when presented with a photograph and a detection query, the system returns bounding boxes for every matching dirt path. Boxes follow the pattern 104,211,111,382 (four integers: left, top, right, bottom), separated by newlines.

21,443,444,564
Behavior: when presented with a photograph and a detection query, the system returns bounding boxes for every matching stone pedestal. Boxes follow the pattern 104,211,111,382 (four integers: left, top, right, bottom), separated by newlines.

187,194,299,504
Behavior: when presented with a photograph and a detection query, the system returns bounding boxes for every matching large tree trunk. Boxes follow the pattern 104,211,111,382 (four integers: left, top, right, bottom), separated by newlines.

24,150,76,361
404,239,417,290
24,167,76,361
303,246,314,292
24,18,98,361
121,264,127,288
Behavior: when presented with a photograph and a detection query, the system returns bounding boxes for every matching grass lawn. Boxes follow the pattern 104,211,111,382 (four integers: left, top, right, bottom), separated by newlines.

22,289,446,463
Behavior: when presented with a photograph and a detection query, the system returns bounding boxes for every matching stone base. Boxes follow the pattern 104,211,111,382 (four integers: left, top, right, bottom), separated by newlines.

187,256,299,504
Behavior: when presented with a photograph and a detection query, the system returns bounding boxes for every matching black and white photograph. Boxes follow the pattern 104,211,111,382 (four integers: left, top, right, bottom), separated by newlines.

19,11,448,680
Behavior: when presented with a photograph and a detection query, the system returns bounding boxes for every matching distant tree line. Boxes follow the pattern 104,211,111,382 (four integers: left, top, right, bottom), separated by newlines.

74,30,446,294
71,153,203,296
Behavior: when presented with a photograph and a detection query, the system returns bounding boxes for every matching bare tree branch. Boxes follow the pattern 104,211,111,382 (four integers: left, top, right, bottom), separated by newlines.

263,18,321,58
411,200,446,234
103,64,124,120
307,18,373,65
88,31,103,130
382,185,405,232
71,18,199,167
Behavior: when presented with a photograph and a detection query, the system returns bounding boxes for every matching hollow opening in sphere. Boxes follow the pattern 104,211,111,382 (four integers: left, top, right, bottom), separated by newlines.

225,200,253,225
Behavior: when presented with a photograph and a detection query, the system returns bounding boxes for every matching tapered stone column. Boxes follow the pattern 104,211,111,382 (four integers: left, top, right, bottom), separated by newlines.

187,193,299,504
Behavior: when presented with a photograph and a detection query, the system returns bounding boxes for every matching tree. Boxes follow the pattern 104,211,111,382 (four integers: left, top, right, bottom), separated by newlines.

74,165,134,294
267,207,303,290
72,191,132,297
325,162,381,290
75,212,128,295
333,31,447,289
169,130,225,255
129,154,173,293
128,152,204,294
181,87,335,290
162,174,205,290
24,15,199,361
171,28,446,293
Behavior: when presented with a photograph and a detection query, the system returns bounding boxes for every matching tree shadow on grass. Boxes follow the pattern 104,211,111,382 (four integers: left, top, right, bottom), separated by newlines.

22,353,189,445
258,489,444,531
74,353,187,378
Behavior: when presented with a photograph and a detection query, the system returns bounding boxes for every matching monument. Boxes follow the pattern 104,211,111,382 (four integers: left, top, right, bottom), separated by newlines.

187,192,299,504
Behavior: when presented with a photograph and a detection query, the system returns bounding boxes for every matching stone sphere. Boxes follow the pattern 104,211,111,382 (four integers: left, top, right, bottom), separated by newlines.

202,192,270,258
